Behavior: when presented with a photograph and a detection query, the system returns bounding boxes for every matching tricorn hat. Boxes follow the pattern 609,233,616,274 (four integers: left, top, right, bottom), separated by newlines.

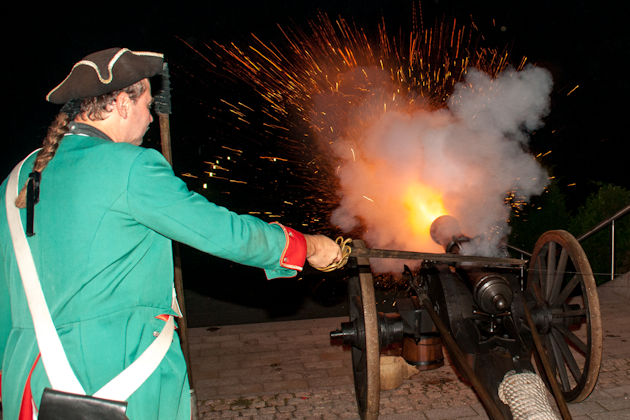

46,47,164,104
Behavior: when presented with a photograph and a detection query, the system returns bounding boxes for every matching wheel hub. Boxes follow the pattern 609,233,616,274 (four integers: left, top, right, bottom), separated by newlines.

530,303,554,334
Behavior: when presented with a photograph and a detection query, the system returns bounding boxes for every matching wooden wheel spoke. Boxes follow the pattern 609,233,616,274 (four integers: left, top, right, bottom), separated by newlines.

548,334,571,391
357,347,366,365
536,254,547,298
554,324,588,354
552,308,586,318
543,335,560,381
545,242,557,300
553,274,581,306
552,329,582,383
531,255,547,303
550,248,568,303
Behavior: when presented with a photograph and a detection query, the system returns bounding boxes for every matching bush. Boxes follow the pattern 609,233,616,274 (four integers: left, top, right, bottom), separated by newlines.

508,181,570,253
568,184,630,284
509,182,630,285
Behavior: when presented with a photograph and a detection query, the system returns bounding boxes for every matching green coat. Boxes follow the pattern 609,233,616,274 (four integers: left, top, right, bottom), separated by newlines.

0,132,302,419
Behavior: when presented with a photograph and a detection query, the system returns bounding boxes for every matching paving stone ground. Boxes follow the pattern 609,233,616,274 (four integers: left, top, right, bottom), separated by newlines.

189,273,630,419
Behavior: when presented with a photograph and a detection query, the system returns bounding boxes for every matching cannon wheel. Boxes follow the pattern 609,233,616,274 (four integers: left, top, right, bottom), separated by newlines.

527,230,602,402
347,240,380,420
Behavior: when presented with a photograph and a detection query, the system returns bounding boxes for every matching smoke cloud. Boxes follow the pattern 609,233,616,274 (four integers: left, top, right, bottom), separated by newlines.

313,65,553,271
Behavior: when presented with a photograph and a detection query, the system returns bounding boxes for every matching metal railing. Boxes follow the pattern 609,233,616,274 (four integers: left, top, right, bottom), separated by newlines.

506,203,630,281
576,203,630,281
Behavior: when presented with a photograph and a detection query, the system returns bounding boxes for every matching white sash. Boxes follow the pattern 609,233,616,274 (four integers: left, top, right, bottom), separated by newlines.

5,153,176,401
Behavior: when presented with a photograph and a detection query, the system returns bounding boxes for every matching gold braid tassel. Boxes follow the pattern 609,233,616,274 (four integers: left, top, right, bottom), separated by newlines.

315,237,353,272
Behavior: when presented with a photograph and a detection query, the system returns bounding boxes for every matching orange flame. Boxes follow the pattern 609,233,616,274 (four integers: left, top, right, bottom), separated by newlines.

403,182,447,238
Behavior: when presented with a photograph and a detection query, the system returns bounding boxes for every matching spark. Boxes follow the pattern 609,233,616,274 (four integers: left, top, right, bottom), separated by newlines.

209,164,229,171
260,156,289,162
263,123,290,131
181,6,524,232
221,146,244,154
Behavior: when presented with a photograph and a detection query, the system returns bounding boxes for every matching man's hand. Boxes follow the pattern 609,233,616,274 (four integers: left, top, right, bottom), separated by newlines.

304,234,343,268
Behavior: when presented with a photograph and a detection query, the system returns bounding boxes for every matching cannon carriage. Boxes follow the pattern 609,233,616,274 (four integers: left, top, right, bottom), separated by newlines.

329,217,601,420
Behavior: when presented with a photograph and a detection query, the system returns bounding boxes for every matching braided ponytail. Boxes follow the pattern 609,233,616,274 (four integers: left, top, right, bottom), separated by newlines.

14,79,146,209
15,112,70,208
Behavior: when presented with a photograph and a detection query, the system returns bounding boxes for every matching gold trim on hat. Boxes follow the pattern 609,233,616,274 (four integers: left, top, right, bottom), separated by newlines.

46,49,164,102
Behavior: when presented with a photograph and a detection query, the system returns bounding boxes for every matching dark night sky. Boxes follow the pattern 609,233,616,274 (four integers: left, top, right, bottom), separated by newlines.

3,1,628,323
5,0,630,207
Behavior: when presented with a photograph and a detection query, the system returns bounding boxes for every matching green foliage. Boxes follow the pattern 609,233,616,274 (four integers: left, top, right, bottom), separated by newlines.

508,181,570,252
509,182,630,285
568,184,630,284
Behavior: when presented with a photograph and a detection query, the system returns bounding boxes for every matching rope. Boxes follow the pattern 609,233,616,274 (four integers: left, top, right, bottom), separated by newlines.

498,371,560,420
315,237,353,272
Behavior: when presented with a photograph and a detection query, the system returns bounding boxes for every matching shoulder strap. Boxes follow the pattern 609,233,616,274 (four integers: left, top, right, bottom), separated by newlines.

5,154,176,401
5,152,85,394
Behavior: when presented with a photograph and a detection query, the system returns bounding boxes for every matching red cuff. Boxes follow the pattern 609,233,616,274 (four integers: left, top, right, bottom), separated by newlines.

272,222,307,271
155,314,179,329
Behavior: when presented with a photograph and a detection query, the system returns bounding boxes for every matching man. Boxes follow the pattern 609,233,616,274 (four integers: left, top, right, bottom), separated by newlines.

0,47,342,419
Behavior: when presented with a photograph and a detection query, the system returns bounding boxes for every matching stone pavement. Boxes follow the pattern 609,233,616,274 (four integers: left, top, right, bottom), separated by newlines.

189,273,630,420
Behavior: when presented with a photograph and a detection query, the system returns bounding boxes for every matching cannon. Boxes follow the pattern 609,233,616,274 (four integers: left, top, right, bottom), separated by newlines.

329,216,602,420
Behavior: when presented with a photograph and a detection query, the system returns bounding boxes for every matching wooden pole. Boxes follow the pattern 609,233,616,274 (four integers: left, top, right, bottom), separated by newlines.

419,294,507,420
155,62,198,419
349,247,526,267
158,114,192,382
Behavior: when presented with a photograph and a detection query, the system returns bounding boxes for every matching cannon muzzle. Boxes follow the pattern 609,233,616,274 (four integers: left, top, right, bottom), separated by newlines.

429,215,470,254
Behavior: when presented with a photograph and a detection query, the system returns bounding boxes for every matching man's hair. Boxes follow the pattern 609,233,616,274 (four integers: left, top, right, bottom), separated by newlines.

15,80,147,208
79,80,147,121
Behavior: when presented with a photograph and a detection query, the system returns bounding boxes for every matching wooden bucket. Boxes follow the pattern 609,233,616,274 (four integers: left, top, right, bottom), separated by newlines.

402,334,444,370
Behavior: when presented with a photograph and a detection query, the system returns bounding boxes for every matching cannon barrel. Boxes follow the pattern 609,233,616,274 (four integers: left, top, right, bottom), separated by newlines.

429,215,469,254
430,215,513,314
468,270,513,314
